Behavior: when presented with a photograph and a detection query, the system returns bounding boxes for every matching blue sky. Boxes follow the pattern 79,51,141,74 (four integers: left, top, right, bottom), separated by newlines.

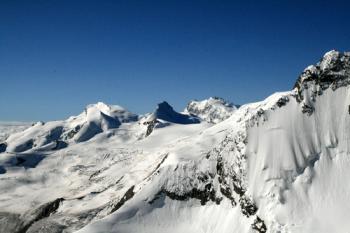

1,0,349,121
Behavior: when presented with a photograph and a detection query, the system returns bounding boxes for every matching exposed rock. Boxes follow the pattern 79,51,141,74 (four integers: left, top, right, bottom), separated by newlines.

301,103,314,116
151,183,222,206
252,216,267,233
0,142,7,153
294,50,350,102
64,125,81,140
23,198,64,225
110,186,135,213
276,96,289,107
239,196,258,217
152,101,200,124
144,119,158,137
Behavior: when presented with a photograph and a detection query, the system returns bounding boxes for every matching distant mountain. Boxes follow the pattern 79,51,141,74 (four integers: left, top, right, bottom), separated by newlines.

140,101,200,136
1,51,350,233
4,102,138,153
148,101,200,124
185,97,238,123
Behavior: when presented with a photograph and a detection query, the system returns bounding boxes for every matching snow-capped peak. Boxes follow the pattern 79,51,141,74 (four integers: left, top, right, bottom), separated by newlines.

146,101,200,124
4,102,139,152
293,50,350,108
81,102,138,124
185,97,237,123
319,50,342,71
294,50,350,89
86,101,113,113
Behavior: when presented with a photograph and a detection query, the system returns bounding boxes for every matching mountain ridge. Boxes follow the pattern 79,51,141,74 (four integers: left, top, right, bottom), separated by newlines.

1,50,350,233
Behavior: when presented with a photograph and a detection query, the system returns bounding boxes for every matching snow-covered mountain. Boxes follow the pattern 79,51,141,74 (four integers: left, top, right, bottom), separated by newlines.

185,97,238,123
0,122,32,144
3,102,138,153
140,101,201,136
1,50,350,233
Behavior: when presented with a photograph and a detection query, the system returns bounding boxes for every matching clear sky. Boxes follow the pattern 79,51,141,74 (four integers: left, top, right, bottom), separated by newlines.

1,0,349,121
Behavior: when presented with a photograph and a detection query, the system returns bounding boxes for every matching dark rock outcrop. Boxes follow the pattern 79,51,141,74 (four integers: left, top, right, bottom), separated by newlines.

150,182,222,206
294,50,350,102
153,101,200,124
252,216,267,233
110,186,135,213
0,142,6,153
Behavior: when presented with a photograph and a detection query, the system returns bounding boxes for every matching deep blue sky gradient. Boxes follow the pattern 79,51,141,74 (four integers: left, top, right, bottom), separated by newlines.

1,0,349,121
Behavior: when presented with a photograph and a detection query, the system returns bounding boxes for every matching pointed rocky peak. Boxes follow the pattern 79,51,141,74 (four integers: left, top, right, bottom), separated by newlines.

294,50,350,101
154,101,200,124
320,50,343,71
139,101,200,137
156,101,176,113
185,97,238,124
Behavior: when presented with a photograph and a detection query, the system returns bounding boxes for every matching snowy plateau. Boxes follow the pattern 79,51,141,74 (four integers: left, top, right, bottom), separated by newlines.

1,50,350,233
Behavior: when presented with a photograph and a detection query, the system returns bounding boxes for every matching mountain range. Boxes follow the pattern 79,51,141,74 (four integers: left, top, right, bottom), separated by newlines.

0,50,349,233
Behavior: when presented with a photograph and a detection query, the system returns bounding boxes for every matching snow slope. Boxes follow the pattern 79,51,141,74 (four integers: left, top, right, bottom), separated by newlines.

4,102,138,153
1,50,350,233
0,122,32,142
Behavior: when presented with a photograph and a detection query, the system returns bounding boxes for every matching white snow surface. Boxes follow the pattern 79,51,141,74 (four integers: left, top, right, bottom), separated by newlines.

0,122,32,142
1,51,350,233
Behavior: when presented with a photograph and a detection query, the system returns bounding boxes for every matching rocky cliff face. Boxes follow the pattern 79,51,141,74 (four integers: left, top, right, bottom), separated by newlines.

294,50,350,101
